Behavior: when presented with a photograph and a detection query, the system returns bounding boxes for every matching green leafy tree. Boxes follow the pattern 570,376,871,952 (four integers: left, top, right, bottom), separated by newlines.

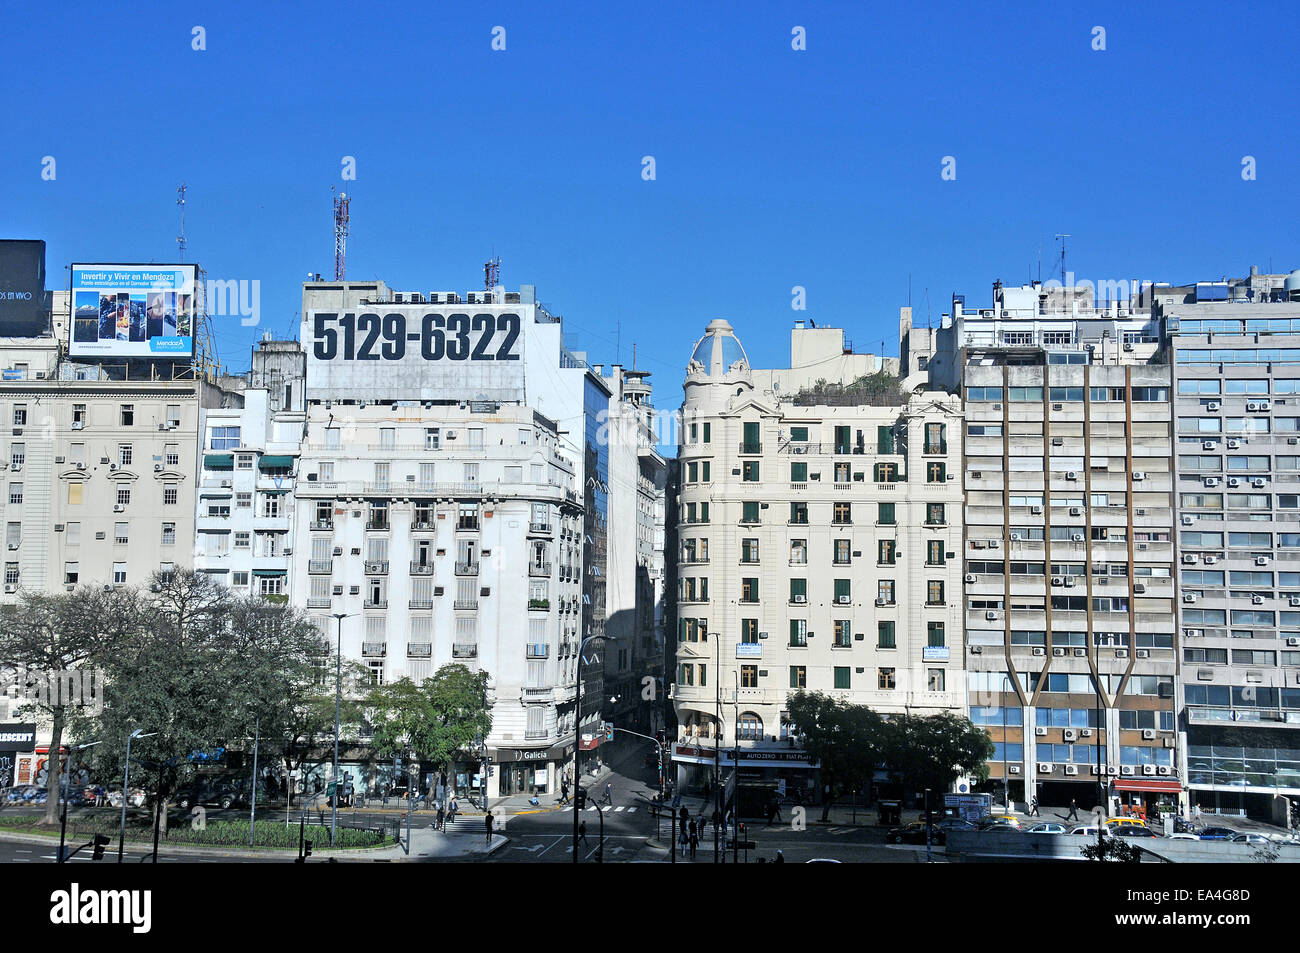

1080,834,1143,862
364,665,492,782
881,712,994,796
0,586,138,825
786,691,885,821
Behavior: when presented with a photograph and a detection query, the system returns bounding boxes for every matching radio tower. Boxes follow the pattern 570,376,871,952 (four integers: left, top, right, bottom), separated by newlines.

484,255,501,297
332,187,350,280
176,184,188,262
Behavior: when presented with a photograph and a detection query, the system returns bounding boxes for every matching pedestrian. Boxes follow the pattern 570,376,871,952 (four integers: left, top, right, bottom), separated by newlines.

602,782,612,806
1029,795,1040,817
578,821,589,847
560,778,570,804
448,796,458,825
688,828,698,859
774,850,784,864
485,811,494,845
1194,803,1202,821
1068,799,1079,821
688,817,697,839
436,802,445,831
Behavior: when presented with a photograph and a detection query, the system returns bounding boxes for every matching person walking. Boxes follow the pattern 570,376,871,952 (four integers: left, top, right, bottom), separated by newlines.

601,782,612,807
448,796,458,825
578,820,589,847
560,777,570,804
1028,795,1040,817
1067,799,1079,821
436,802,445,831
485,811,494,845
688,827,699,860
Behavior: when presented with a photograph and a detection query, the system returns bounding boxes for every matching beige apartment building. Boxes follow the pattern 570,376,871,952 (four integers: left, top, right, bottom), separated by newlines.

671,319,965,808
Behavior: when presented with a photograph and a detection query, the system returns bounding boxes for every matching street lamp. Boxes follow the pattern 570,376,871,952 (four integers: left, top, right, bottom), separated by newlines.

330,612,355,848
572,633,604,863
119,730,155,863
59,741,100,863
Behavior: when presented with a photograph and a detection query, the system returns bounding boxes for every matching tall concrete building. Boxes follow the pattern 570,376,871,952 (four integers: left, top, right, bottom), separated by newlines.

670,319,964,811
291,279,609,799
1158,266,1300,819
940,287,1180,813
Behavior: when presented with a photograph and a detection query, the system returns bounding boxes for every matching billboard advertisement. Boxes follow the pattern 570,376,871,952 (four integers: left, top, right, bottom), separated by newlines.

69,264,197,358
304,305,527,402
0,239,48,337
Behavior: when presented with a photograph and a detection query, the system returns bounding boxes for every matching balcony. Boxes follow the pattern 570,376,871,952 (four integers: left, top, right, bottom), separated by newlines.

365,521,389,532
308,560,333,574
457,518,480,532
309,520,333,531
778,442,825,455
526,643,550,658
364,561,389,575
454,599,479,610
408,599,434,609
529,521,553,535
410,562,434,575
411,519,436,531
528,561,552,577
522,686,553,701
528,598,551,610
452,643,478,658
455,561,480,575
363,599,388,609
407,643,432,658
738,442,763,454
307,598,331,608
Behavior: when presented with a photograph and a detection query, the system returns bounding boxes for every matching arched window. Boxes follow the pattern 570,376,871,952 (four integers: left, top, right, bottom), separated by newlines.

738,712,764,741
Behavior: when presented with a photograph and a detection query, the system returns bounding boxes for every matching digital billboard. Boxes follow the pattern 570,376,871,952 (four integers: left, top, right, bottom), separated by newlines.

0,239,48,337
69,264,197,359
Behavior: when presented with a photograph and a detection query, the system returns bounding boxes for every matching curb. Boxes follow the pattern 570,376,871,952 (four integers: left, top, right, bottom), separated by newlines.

0,828,393,860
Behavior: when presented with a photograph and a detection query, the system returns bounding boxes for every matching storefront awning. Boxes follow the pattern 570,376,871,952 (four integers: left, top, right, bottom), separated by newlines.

204,454,234,469
252,569,286,577
1114,779,1182,794
258,455,294,470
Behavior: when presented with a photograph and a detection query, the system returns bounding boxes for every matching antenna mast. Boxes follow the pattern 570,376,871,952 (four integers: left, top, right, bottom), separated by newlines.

1054,233,1070,285
484,255,501,296
332,187,350,281
176,184,188,262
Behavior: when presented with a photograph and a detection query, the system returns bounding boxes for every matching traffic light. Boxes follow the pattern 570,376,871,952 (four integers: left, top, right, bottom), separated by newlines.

576,788,587,810
296,840,314,862
91,834,110,860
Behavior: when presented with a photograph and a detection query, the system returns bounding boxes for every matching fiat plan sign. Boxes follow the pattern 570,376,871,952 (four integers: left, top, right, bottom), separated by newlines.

69,264,197,358
305,305,527,402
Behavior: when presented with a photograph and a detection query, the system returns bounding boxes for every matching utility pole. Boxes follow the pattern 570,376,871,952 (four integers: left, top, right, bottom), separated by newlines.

1054,234,1070,285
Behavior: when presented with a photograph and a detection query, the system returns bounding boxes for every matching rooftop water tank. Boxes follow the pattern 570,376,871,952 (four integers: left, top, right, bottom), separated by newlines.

1284,269,1300,300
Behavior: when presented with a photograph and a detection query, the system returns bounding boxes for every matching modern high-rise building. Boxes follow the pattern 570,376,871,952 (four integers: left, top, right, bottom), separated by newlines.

939,285,1180,813
670,319,964,811
1159,266,1300,820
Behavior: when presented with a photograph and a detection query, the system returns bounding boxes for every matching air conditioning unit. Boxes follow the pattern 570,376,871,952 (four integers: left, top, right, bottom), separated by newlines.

1183,593,1196,603
1142,765,1157,776
1137,649,1150,658
792,595,806,604
1185,628,1203,638
1031,505,1043,515
877,598,889,607
1008,765,1022,775
1289,602,1300,611
835,595,851,605
1182,554,1197,564
1116,649,1129,658
969,645,983,654
6,543,17,550
964,574,977,584
1066,471,1078,481
109,463,119,471
113,504,125,513
71,421,84,430
1133,583,1146,594
1252,595,1265,605
1121,765,1135,776
1069,507,1082,516
1157,766,1172,776
220,480,232,488
1037,763,1053,774
1246,401,1260,412
1204,555,1218,565
1071,534,1084,542
1207,401,1221,411
985,610,998,620
971,471,982,479
1227,439,1241,449
1202,441,1217,450
1256,556,1270,566
1123,342,1134,352
1063,728,1078,742
1260,400,1272,411
1010,533,1023,541
1251,478,1266,488
1181,515,1194,525
154,464,163,472
76,462,86,470
1286,637,1300,646
1064,765,1079,776
1132,471,1145,481
3,584,16,593
1227,478,1241,488
1203,477,1219,487
1035,726,1048,737
1141,728,1156,740
1074,648,1087,657
1053,647,1066,657
332,585,343,595
1081,728,1093,737
1051,576,1064,586
333,547,343,556
1032,647,1045,656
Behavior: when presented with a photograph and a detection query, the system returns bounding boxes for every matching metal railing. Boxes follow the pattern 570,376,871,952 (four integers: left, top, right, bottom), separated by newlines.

455,562,479,575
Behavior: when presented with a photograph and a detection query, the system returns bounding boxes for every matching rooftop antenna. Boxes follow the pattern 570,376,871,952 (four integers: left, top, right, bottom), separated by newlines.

331,186,350,281
1054,233,1070,285
484,255,500,296
176,184,188,262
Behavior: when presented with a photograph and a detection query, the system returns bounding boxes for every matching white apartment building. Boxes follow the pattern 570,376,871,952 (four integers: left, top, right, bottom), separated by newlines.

194,339,306,597
1159,266,1300,820
292,279,611,799
671,319,965,810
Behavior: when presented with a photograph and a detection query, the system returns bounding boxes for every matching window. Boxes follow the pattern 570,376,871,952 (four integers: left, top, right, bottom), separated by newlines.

924,423,946,454
236,492,252,509
928,669,946,692
742,500,760,524
789,578,806,603
63,561,78,584
703,422,711,443
740,577,758,603
467,428,484,449
834,667,851,689
262,495,281,518
116,487,131,506
790,462,808,482
789,666,807,689
874,462,899,483
833,502,852,524
742,421,761,453
878,502,895,525
878,539,896,565
967,386,1003,401
742,461,760,482
210,426,240,449
927,540,945,565
927,621,946,647
113,562,127,584
878,668,896,690
926,503,946,525
67,482,83,505
927,462,946,483
165,444,179,467
789,539,806,564
162,523,176,545
788,501,806,524
12,404,27,427
163,485,178,505
833,539,851,565
741,538,759,563
235,532,250,549
72,403,86,425
9,443,23,471
425,428,440,450
8,483,22,505
927,581,945,606
740,618,759,643
740,667,759,689
833,620,851,648
237,453,254,470
789,620,807,647
878,621,895,648
877,426,895,454
878,579,896,604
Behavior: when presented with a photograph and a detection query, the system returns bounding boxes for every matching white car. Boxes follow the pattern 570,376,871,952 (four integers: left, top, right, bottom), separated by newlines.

1026,823,1067,834
1168,833,1200,840
1230,832,1272,845
1068,825,1104,836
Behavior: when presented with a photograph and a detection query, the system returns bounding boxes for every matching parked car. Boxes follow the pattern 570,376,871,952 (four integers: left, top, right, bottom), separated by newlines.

1168,833,1200,840
1106,816,1148,830
888,821,937,845
1112,825,1158,838
1195,826,1237,841
174,778,246,811
1230,832,1272,845
1026,823,1068,835
1068,825,1103,836
978,815,1022,832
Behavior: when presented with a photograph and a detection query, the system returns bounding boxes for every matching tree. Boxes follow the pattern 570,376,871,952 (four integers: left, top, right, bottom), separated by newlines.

363,665,492,784
880,712,994,796
1080,834,1143,863
281,658,370,803
786,692,885,821
0,586,138,825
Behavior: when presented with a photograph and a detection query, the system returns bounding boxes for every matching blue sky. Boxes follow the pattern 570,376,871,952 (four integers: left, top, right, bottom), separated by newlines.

3,0,1297,400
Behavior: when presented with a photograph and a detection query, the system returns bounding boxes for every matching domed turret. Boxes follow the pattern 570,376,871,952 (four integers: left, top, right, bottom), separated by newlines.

687,319,751,379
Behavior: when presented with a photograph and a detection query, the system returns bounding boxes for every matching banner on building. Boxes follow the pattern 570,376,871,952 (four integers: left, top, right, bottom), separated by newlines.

69,264,197,358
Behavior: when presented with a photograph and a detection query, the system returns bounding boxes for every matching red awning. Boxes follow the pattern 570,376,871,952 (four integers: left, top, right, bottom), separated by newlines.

1114,779,1181,793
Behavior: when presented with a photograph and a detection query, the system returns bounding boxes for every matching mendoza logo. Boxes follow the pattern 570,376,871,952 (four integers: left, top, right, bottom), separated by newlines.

49,884,151,934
